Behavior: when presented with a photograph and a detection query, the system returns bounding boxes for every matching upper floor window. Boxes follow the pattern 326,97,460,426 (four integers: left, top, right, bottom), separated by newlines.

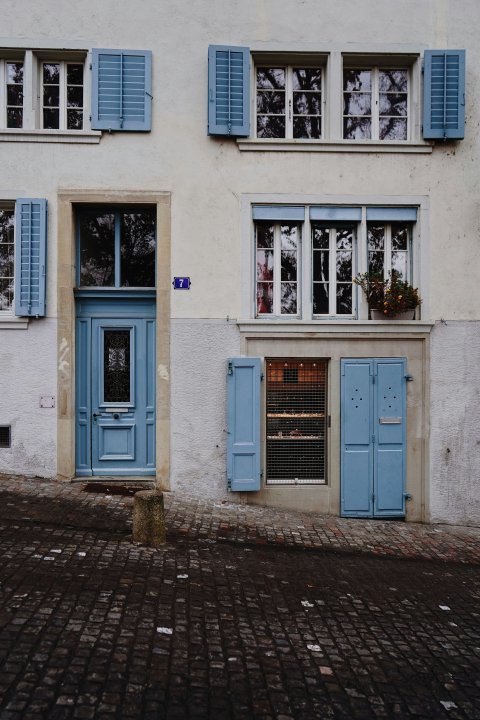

368,223,411,280
0,206,15,310
312,224,355,316
77,207,156,288
256,66,323,139
256,221,300,316
343,68,408,141
3,61,23,128
42,62,84,130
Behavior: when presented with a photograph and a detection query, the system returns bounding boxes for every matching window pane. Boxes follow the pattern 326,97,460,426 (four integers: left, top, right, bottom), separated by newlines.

293,116,321,139
392,224,408,250
280,225,298,250
7,62,23,83
293,92,322,114
43,108,59,129
343,117,371,139
293,68,322,91
0,210,14,311
379,93,408,116
368,226,385,250
43,63,59,84
256,91,285,114
257,283,273,314
256,223,274,248
43,85,60,107
67,63,83,85
120,210,156,287
336,284,352,314
280,282,297,314
6,85,23,106
257,115,286,138
313,283,329,314
281,251,297,281
256,68,285,89
79,211,115,286
379,118,407,140
6,109,23,128
256,250,274,280
379,70,408,92
67,85,83,108
0,248,14,278
67,109,83,130
313,250,329,281
0,278,14,311
336,251,352,281
369,251,384,275
343,93,371,116
312,226,329,249
103,330,131,403
336,229,353,250
344,69,371,91
392,251,408,279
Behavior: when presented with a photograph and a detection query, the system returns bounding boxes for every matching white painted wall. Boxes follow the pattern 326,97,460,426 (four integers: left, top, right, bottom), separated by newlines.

0,0,478,524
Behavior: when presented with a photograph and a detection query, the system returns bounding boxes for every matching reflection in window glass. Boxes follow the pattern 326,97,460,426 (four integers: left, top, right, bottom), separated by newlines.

6,62,23,128
344,67,408,141
368,223,410,281
79,211,115,286
121,209,156,287
256,222,299,316
312,225,354,315
0,210,15,310
42,61,84,130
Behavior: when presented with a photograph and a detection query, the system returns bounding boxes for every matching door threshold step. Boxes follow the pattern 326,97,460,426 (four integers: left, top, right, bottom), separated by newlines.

73,476,155,484
78,480,155,497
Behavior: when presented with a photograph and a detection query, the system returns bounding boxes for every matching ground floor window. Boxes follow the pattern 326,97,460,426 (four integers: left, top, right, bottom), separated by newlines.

266,358,327,484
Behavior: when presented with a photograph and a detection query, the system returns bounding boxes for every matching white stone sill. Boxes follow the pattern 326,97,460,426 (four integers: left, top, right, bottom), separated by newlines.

0,129,101,144
237,139,433,154
0,315,29,329
237,319,434,335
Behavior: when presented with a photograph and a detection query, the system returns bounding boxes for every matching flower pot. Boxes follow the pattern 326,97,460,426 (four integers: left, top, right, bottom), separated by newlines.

371,309,416,320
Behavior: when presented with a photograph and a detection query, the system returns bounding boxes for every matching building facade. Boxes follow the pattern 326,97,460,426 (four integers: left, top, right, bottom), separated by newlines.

0,0,479,526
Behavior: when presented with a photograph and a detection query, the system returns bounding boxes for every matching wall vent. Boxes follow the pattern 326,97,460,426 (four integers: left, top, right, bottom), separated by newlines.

0,426,11,448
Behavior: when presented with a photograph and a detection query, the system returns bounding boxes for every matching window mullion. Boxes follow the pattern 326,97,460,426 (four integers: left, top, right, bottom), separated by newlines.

329,228,336,316
114,211,121,287
373,67,379,141
303,214,312,320
0,61,4,128
274,224,281,315
286,67,293,139
385,224,392,279
60,62,66,131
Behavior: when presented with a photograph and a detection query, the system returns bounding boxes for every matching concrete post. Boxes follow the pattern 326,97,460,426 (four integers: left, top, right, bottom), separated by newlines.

132,490,166,547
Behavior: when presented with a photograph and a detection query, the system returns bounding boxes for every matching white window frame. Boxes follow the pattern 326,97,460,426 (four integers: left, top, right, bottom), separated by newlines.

0,57,24,129
40,59,85,131
0,202,16,315
255,221,302,318
367,222,412,281
311,225,356,318
254,61,326,140
343,65,410,142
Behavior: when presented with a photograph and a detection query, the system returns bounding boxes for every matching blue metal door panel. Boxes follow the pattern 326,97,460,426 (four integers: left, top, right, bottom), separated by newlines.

75,317,92,475
341,360,374,517
227,358,261,491
374,360,406,517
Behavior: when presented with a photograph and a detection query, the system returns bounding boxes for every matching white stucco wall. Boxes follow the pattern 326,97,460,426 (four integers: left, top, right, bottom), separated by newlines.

0,0,478,523
429,322,480,526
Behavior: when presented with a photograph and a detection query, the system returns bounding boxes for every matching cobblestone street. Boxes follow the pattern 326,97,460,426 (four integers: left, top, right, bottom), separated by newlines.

0,476,478,719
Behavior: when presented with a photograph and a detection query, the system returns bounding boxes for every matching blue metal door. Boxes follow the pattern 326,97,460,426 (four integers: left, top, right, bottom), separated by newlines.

341,358,406,518
76,297,156,476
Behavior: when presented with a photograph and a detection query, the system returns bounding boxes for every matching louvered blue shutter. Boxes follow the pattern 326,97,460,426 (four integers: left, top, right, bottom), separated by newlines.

14,199,47,317
227,357,261,491
91,49,152,131
208,45,250,137
423,50,465,139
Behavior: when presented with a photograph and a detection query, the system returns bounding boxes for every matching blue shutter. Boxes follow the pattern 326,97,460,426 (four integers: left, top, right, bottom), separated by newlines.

14,199,47,317
423,50,465,139
374,359,406,518
91,49,152,131
252,206,305,221
227,357,261,491
341,359,374,517
208,45,250,137
366,207,417,222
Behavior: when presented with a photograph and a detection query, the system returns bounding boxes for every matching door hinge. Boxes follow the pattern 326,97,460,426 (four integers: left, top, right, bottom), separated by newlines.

260,373,264,381
372,434,375,444
227,360,233,376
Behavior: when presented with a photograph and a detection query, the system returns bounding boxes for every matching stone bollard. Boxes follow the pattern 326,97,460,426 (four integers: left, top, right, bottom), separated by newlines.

132,490,166,547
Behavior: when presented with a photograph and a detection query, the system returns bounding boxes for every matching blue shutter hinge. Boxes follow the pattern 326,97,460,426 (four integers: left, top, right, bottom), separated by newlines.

404,492,412,501
145,91,153,99
227,360,233,375
227,478,232,491
260,470,263,479
405,374,413,382
260,373,264,381
89,63,92,71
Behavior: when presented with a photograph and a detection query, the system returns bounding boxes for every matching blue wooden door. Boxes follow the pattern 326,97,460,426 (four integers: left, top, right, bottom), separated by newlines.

76,312,155,476
341,358,406,518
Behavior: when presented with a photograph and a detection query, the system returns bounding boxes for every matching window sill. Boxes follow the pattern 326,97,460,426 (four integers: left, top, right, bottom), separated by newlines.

0,129,101,144
237,319,434,334
237,139,433,154
0,315,29,329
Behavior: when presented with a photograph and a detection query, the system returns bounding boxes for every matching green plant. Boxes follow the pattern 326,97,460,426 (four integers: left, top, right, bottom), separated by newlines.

354,270,421,317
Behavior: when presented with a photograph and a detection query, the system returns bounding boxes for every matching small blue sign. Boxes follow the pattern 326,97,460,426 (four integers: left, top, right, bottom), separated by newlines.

173,277,191,289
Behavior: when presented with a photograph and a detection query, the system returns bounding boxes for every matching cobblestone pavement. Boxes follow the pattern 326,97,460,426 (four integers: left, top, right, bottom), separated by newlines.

0,475,478,719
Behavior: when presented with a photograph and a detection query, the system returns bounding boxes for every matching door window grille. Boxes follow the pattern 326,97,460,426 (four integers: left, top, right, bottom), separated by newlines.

266,359,327,484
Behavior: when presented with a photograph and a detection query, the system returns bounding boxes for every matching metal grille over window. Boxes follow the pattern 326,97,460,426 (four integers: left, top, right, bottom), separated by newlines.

266,359,327,484
103,330,131,403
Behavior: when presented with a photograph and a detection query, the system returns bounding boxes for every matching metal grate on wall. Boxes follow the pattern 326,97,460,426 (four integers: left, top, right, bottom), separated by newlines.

0,426,11,448
266,359,327,485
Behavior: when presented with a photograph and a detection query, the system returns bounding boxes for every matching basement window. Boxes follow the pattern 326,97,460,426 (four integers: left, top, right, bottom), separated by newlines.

266,359,327,484
0,426,11,448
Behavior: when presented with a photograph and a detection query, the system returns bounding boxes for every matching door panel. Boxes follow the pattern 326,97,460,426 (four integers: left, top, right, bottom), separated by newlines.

341,358,406,518
75,313,155,476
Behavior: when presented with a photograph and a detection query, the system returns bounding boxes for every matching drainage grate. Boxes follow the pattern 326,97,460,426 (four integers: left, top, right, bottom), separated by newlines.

266,359,327,485
82,483,148,497
0,426,11,448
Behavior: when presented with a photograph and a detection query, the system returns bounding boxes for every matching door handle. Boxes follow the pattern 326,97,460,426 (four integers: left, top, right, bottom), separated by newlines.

92,412,101,420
